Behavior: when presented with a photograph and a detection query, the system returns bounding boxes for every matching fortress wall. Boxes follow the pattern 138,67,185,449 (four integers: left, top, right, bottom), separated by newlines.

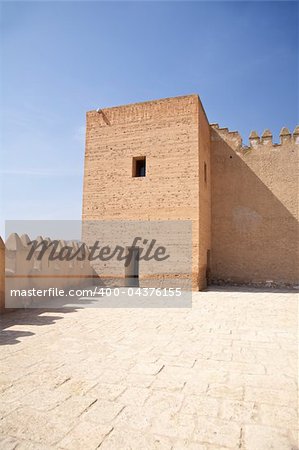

210,126,299,286
82,95,203,288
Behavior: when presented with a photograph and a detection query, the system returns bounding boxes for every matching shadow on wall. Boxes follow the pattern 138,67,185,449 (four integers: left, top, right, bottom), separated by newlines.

210,132,299,287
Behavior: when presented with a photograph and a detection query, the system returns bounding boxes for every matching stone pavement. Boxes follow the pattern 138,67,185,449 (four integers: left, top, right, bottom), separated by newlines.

0,288,298,449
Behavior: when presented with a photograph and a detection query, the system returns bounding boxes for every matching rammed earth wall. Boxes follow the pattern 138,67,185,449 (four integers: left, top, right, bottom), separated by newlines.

210,125,299,287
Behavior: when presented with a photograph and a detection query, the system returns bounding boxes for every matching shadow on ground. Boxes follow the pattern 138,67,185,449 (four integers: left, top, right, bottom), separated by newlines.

0,308,78,346
0,285,104,346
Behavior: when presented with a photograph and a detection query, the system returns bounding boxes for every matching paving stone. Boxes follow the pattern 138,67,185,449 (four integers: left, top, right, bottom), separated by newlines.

172,441,208,450
244,386,297,408
208,348,233,362
184,370,228,395
16,366,71,391
219,399,258,422
55,378,98,397
259,403,298,429
85,382,126,401
0,400,19,419
144,390,185,416
19,388,71,411
151,366,193,392
125,372,155,388
243,424,294,450
192,416,241,448
14,440,55,449
57,420,112,449
0,436,19,450
118,386,151,406
130,362,165,375
157,355,196,369
0,383,36,404
82,399,124,425
52,395,98,419
229,372,297,391
99,428,172,450
151,409,196,439
0,407,74,446
114,405,152,431
180,395,219,417
206,383,244,401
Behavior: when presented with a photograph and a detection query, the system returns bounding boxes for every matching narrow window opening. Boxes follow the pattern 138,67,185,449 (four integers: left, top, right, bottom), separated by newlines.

133,156,146,177
204,162,207,183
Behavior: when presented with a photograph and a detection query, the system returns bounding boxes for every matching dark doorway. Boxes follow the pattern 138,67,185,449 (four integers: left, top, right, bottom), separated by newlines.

125,247,140,287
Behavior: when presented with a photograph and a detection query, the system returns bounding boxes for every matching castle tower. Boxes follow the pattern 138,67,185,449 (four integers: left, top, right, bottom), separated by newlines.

82,95,211,290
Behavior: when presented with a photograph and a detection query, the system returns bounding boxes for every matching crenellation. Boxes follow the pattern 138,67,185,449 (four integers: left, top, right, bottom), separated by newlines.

247,127,299,149
6,233,24,251
279,127,291,144
249,131,260,148
20,234,31,246
293,125,299,144
2,233,96,311
210,124,242,150
213,126,299,150
261,129,273,145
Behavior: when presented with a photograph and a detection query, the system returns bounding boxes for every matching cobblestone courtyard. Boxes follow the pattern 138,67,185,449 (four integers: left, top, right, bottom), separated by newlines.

0,288,298,449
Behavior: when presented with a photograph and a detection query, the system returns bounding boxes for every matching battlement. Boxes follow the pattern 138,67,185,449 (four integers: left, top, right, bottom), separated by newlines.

1,233,95,311
210,123,243,149
210,123,299,151
248,127,299,147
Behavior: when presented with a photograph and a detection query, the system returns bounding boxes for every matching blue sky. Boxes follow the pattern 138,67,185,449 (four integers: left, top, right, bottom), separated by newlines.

1,1,298,237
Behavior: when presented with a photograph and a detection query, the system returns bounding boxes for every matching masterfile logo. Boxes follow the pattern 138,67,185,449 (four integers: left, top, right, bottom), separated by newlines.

5,220,192,308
